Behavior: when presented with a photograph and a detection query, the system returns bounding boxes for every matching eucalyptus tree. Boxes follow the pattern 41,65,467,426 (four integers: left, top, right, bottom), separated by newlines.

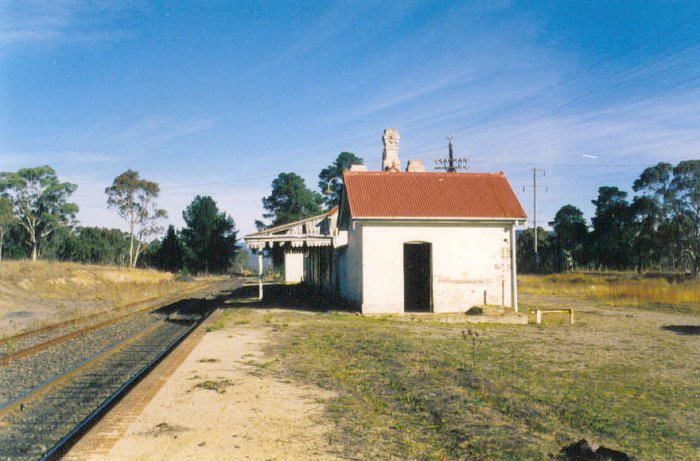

670,160,700,274
105,169,167,268
0,197,14,261
631,160,700,273
550,204,589,270
591,186,635,269
0,166,78,261
632,162,674,269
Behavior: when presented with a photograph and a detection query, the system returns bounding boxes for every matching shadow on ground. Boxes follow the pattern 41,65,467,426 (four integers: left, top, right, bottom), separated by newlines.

218,283,356,313
662,325,700,336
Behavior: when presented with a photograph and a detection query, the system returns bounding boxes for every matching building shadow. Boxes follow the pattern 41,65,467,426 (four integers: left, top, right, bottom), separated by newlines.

661,325,700,336
219,283,357,313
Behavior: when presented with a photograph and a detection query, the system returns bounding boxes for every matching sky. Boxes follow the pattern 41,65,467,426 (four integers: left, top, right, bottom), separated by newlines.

2,1,700,237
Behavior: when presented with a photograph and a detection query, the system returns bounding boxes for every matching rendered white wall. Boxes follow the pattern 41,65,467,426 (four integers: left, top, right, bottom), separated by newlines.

338,224,363,306
284,251,304,283
358,221,514,314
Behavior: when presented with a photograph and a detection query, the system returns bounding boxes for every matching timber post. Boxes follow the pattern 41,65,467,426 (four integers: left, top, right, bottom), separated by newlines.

257,252,264,301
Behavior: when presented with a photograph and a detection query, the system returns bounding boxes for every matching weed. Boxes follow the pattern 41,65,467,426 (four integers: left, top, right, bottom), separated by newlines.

194,379,233,394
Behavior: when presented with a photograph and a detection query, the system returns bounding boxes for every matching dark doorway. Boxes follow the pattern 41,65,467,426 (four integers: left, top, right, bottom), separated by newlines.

404,242,432,312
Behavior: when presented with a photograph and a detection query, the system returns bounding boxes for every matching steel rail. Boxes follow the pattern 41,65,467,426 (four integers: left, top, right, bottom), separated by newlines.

0,318,164,416
41,316,205,460
0,279,221,362
0,310,168,366
0,315,210,460
0,280,237,460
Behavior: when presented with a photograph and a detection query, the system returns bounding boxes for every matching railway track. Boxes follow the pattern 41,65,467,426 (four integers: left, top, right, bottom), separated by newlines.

0,279,240,460
0,279,224,362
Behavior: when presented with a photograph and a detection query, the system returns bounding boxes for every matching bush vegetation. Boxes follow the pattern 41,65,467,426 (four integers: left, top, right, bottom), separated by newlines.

518,160,700,275
519,272,700,312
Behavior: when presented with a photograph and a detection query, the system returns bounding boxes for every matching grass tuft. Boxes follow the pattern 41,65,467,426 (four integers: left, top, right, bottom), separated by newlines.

194,379,233,393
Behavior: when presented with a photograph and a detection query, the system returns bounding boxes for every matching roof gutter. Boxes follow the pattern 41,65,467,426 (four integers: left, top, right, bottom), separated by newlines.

351,216,526,223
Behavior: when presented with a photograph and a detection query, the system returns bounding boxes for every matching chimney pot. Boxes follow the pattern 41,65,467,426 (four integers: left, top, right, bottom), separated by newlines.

406,160,426,172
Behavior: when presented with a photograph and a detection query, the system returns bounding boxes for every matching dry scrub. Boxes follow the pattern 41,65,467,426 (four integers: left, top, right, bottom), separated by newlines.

519,272,700,312
0,260,222,337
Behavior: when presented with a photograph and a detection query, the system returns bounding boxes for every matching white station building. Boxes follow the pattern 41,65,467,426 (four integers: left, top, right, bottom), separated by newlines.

245,129,527,314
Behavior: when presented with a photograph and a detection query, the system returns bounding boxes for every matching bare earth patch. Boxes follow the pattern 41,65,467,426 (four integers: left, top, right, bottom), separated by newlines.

89,323,340,461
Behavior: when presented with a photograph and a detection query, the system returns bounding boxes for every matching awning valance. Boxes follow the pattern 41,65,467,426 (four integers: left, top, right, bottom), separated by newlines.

245,235,332,251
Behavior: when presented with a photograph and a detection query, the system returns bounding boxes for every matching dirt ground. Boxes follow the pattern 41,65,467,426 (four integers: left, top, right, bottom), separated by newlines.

82,322,340,461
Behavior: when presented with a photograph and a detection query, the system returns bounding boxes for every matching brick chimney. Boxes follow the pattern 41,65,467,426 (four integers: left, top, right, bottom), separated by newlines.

406,160,426,172
382,128,400,172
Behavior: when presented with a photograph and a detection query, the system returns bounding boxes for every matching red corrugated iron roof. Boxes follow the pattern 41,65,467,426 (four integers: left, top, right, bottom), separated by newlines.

343,171,527,219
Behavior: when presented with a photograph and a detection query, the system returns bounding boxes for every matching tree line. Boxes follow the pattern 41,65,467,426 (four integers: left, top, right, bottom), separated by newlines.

0,166,238,274
9,155,691,277
517,160,700,275
0,151,362,273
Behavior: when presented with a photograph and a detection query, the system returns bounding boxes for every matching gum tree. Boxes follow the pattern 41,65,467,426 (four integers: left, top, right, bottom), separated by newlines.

670,160,700,274
0,166,78,261
0,197,15,261
105,169,167,268
550,204,589,270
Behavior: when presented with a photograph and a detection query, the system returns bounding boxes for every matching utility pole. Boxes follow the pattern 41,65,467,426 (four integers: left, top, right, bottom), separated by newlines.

434,134,468,172
523,168,547,254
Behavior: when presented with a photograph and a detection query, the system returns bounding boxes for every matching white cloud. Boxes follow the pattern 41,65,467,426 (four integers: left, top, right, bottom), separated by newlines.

0,151,117,168
110,117,215,148
0,0,142,50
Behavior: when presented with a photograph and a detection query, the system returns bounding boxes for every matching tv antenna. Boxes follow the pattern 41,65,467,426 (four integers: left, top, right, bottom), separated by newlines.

434,134,468,172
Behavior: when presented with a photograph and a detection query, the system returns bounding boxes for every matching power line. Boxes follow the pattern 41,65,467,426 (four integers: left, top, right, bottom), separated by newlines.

73,168,320,199
471,160,645,169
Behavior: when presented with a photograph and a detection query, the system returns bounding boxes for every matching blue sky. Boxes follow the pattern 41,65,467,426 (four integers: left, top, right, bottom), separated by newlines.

2,1,700,236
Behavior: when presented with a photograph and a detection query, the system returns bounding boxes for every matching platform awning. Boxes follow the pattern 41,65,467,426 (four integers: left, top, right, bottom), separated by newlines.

244,209,337,251
245,234,332,251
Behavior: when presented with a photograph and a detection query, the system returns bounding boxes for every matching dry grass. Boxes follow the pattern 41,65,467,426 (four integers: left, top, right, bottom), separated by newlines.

212,285,700,460
519,272,700,311
0,260,222,337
